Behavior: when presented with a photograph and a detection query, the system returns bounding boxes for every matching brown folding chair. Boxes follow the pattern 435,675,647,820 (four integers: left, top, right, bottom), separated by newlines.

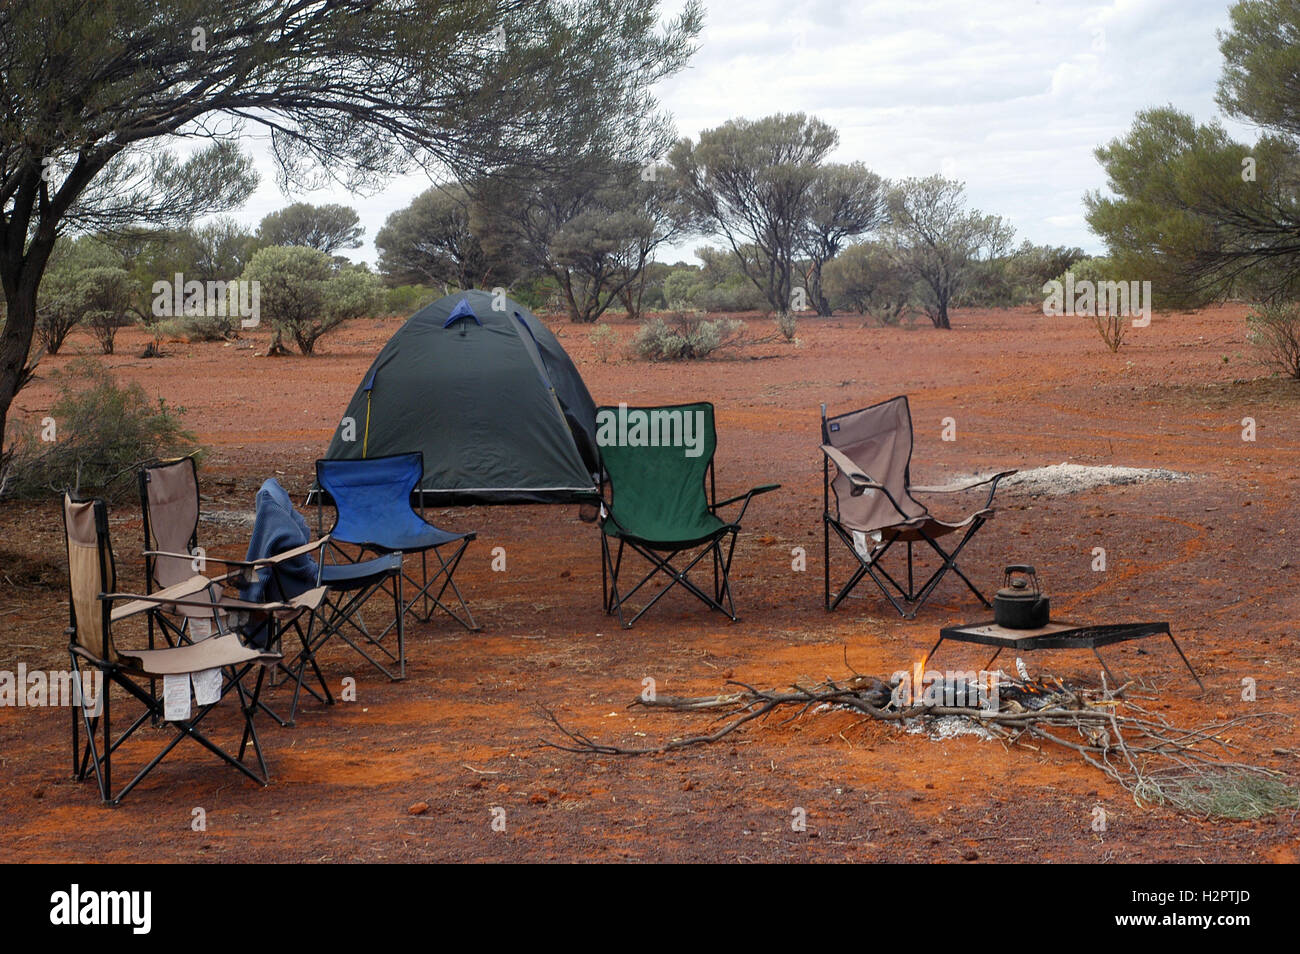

139,458,343,725
821,396,1016,619
63,493,323,805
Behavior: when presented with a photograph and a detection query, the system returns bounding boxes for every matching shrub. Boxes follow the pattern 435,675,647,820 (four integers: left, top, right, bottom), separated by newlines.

1247,301,1300,379
631,311,747,361
588,323,619,363
1050,258,1130,352
241,247,383,354
35,287,82,355
35,236,125,354
79,267,135,355
1,360,201,500
774,311,797,341
383,284,439,317
177,311,239,342
823,241,914,325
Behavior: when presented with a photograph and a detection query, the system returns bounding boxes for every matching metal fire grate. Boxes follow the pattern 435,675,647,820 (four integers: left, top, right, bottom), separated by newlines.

928,620,1203,689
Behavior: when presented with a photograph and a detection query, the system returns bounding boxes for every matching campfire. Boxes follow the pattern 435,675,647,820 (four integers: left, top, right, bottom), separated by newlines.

542,654,1300,819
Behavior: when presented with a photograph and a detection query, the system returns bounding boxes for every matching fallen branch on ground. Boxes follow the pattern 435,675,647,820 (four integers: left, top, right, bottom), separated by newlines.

540,669,1299,819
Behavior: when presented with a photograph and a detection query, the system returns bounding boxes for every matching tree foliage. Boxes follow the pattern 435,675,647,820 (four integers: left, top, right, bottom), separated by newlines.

0,0,701,471
671,114,839,334
258,202,364,253
1086,2,1300,304
799,163,888,316
375,184,515,290
822,241,913,324
241,246,382,355
886,176,1014,329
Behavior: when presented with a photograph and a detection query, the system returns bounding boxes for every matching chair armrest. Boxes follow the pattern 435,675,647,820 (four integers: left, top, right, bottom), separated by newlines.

144,549,259,570
714,483,781,509
713,483,781,524
103,575,223,622
912,469,1017,514
911,470,1018,493
250,536,330,566
820,445,884,496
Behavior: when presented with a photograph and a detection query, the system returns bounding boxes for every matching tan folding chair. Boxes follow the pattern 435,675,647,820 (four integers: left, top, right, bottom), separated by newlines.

821,396,1016,618
63,493,322,805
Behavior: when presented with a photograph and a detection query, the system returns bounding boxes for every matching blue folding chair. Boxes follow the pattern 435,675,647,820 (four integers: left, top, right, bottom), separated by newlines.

316,454,479,655
241,478,404,720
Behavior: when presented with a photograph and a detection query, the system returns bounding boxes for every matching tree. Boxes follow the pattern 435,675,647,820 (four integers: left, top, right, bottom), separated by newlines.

482,158,698,322
0,0,701,475
1084,1,1300,304
959,241,1086,308
1085,107,1299,306
242,247,382,355
79,267,134,355
671,113,838,336
35,236,123,354
822,241,913,324
886,176,1014,329
258,202,364,254
799,163,888,316
375,185,514,290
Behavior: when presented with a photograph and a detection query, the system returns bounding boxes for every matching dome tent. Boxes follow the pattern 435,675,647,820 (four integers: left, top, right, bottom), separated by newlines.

322,289,601,505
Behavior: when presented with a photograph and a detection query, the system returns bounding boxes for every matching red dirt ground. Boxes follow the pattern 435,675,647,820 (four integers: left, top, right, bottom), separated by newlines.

1,304,1298,863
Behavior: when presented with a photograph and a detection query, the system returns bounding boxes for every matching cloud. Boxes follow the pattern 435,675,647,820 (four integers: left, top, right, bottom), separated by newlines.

222,0,1255,264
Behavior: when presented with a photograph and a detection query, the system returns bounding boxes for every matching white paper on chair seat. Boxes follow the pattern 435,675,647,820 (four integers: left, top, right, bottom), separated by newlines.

189,617,215,639
852,530,881,562
163,674,191,721
192,668,222,706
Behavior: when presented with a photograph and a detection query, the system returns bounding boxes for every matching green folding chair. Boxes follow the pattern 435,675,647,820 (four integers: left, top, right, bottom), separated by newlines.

598,402,779,627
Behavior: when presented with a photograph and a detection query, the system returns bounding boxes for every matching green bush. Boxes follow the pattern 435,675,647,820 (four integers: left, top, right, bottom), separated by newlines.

241,247,383,355
79,267,135,355
588,323,620,362
1,360,201,500
631,311,747,361
823,241,913,324
383,284,439,317
1247,301,1300,379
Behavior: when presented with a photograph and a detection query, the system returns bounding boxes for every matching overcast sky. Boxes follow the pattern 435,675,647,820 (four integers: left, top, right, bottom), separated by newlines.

232,0,1257,266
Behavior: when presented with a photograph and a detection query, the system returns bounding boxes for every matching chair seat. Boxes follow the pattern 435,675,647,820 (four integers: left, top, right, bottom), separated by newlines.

338,525,473,554
603,511,735,550
117,633,279,676
844,510,993,543
320,553,404,590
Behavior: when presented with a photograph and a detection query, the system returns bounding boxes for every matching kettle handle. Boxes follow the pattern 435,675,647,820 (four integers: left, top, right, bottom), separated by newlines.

1002,565,1040,590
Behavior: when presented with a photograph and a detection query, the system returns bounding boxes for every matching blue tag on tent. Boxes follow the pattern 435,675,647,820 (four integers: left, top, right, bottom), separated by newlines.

443,298,481,328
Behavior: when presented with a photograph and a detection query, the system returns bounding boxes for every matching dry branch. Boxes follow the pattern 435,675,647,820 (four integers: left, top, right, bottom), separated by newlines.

539,671,1298,818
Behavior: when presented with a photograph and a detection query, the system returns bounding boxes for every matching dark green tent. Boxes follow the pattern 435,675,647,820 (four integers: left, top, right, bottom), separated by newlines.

323,290,600,505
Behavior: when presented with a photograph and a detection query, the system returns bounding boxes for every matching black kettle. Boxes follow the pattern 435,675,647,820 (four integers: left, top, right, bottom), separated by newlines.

993,565,1050,629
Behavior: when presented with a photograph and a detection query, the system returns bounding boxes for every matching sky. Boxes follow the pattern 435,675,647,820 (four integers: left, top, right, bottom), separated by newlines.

228,0,1258,266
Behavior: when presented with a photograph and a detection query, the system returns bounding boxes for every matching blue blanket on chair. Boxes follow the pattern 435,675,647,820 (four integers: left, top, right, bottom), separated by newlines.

240,478,319,646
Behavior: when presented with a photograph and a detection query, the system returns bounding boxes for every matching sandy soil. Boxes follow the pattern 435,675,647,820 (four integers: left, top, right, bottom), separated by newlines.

1,303,1297,863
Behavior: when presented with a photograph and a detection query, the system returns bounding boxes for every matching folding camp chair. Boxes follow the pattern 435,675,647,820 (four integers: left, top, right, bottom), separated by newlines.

62,493,322,805
138,456,208,648
599,402,779,627
821,396,1016,619
139,458,334,725
315,453,478,673
244,477,404,721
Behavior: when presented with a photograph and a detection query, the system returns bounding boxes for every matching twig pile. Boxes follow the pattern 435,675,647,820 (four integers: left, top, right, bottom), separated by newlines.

541,666,1299,818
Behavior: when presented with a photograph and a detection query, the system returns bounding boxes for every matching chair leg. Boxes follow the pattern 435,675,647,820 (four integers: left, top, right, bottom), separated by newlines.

607,538,739,627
